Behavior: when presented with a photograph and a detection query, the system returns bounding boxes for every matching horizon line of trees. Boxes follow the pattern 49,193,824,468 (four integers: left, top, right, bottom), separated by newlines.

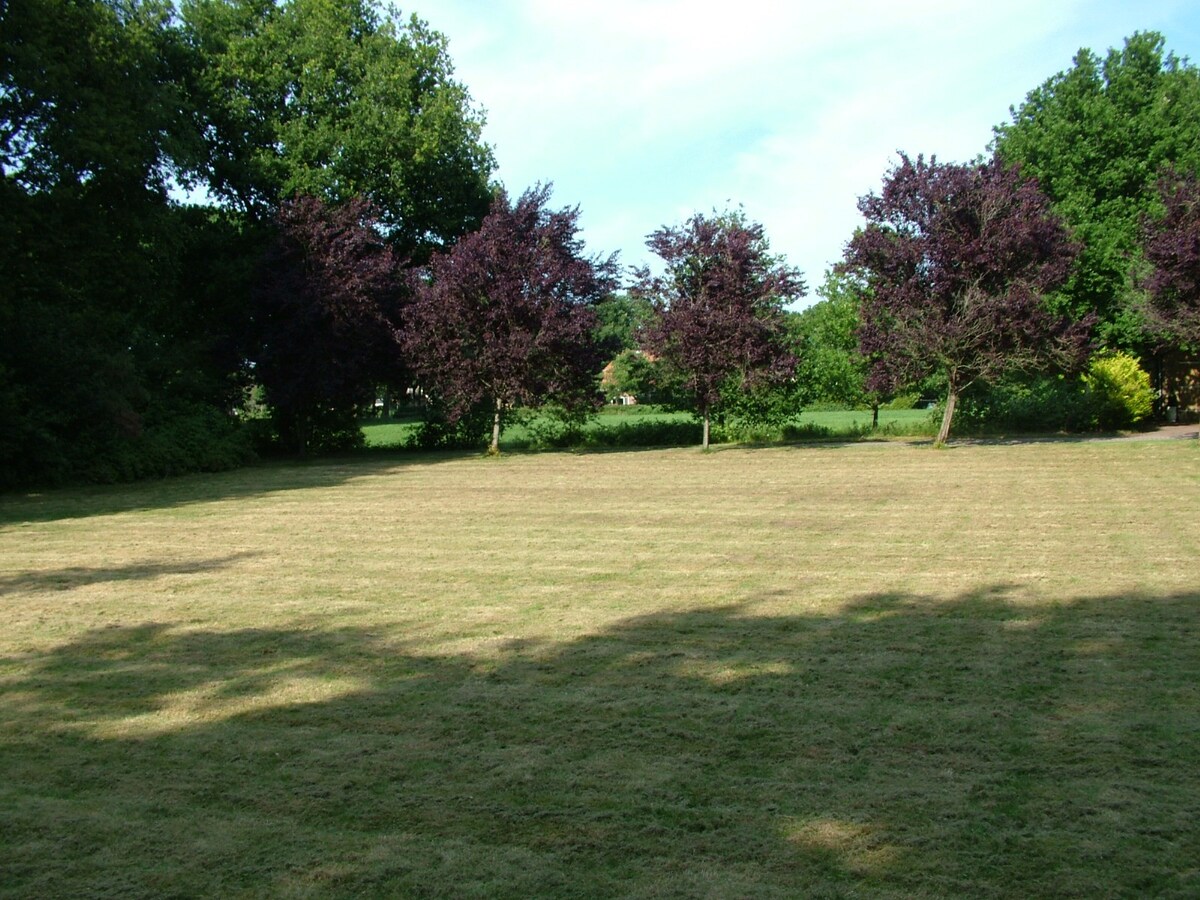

3,5,1200,488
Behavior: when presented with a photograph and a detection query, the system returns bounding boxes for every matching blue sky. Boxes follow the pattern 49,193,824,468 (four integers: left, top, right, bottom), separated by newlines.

424,1,1200,304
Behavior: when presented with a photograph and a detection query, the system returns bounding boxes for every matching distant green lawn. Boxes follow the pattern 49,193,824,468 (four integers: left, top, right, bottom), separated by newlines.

362,405,936,448
2,440,1197,897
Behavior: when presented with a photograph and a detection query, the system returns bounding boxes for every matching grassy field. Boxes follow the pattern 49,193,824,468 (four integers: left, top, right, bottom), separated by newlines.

1,440,1198,897
361,405,936,448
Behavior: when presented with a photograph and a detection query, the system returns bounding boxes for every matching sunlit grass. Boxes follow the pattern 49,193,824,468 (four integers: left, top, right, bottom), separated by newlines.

361,405,935,448
1,440,1197,897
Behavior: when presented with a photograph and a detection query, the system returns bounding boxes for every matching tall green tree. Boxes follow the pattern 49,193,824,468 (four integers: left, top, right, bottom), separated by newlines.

181,0,495,258
793,272,869,411
0,0,249,486
1,0,199,192
593,292,656,359
994,31,1200,350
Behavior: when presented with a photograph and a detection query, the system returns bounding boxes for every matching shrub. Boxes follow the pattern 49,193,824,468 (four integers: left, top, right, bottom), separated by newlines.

1083,352,1155,430
405,403,492,451
591,419,703,448
882,392,922,410
79,402,256,484
780,421,836,441
955,375,1091,433
521,417,587,450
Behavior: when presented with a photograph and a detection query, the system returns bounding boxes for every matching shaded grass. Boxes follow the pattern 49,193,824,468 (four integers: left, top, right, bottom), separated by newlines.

1,441,1198,897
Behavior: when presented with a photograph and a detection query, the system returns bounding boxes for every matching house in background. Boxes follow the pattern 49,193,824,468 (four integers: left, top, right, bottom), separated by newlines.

600,360,638,405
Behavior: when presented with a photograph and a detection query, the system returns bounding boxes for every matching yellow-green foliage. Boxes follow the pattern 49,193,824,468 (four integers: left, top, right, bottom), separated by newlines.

1084,352,1155,429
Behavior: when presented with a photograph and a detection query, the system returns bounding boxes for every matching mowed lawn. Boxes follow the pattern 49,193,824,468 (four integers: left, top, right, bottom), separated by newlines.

360,405,936,448
1,440,1198,897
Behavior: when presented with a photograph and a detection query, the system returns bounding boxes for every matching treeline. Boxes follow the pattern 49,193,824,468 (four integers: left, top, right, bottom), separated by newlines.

1,0,493,487
3,8,1199,488
793,32,1200,439
638,31,1200,443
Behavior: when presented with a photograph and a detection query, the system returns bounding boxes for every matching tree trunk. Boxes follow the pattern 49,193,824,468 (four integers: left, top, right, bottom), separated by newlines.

871,402,879,430
295,413,310,458
936,383,958,445
490,397,502,455
702,411,710,450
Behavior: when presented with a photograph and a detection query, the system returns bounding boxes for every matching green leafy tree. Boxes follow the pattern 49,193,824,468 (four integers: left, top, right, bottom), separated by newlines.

1,0,200,192
994,31,1200,350
593,292,656,359
181,0,494,257
602,349,677,405
793,272,870,411
0,0,251,486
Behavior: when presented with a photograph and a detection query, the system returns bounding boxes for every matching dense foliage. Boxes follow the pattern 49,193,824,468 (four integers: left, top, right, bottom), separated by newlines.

1084,352,1155,430
593,292,656,359
956,354,1154,435
0,0,249,487
255,196,402,455
994,31,1200,350
1142,170,1200,349
792,273,871,411
636,212,804,448
403,185,618,453
843,154,1090,444
181,0,493,258
0,0,493,486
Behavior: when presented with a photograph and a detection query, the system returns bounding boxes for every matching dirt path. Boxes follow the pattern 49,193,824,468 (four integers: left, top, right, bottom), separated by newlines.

1111,423,1200,441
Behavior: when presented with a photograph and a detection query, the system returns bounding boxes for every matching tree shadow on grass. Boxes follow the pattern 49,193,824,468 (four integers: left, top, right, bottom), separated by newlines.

2,587,1197,897
0,551,261,596
0,450,478,526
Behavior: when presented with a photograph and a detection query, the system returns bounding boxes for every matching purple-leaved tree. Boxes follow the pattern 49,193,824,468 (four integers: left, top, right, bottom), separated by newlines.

256,195,402,455
635,212,804,449
403,184,617,454
842,154,1090,445
1143,169,1200,350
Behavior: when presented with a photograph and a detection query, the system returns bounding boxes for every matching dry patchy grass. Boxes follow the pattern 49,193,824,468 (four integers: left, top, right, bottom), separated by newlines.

1,441,1198,897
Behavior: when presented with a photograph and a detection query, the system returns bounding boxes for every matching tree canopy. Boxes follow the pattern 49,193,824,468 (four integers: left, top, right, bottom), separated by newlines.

0,0,248,486
0,0,497,485
636,211,804,448
842,153,1089,444
403,185,618,454
1142,170,1200,350
792,272,870,411
993,31,1200,350
181,0,495,257
255,195,402,455
1,0,198,194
